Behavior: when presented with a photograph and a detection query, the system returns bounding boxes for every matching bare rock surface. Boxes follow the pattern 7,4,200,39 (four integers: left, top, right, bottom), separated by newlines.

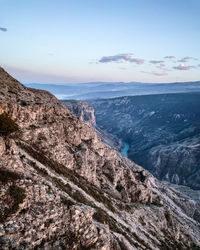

0,67,200,249
62,100,122,151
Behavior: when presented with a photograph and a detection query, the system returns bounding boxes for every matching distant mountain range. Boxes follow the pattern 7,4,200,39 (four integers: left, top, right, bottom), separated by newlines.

25,81,200,100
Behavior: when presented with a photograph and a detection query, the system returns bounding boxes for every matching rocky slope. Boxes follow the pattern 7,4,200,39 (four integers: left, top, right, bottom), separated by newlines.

90,94,200,190
62,100,122,151
0,67,200,249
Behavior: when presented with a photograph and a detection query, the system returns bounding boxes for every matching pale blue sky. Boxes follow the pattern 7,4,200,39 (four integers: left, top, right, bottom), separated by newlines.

0,0,200,83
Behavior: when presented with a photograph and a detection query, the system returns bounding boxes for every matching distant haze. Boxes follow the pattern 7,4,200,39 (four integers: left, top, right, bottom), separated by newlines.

25,81,200,100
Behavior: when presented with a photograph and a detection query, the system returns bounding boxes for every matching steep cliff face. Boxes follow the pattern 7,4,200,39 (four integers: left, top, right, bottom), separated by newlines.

90,94,200,189
0,67,200,249
62,100,96,127
62,100,122,151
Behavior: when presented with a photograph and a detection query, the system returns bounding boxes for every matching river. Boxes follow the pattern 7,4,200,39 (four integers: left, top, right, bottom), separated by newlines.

120,142,130,158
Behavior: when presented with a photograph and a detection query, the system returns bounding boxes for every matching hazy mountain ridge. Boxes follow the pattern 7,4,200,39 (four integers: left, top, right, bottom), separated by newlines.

0,67,200,249
25,81,200,100
90,92,200,189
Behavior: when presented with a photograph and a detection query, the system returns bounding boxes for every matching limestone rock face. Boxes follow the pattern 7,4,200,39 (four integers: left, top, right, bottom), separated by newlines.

63,99,122,151
63,100,97,127
0,67,200,249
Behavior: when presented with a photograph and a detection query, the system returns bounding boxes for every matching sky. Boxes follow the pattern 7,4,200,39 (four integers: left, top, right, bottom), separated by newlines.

0,0,200,83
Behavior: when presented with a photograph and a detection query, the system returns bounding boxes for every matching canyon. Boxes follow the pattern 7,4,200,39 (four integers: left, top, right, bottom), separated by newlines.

89,93,200,190
0,67,200,249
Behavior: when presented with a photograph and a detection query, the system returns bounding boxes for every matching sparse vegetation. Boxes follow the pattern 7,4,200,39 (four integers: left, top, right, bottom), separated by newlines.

193,209,200,223
116,184,123,192
17,141,116,212
71,190,94,207
93,207,120,233
93,207,142,248
29,160,48,176
20,100,28,106
37,132,47,141
0,185,26,222
0,112,19,136
60,196,75,208
164,209,173,226
0,168,21,183
8,185,26,209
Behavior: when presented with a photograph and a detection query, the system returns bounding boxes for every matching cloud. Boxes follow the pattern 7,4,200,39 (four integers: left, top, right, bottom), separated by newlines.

99,54,132,63
156,63,171,72
0,27,7,32
164,56,175,59
130,58,144,64
178,56,194,62
173,64,195,70
99,54,144,64
156,63,165,68
149,60,165,64
153,72,168,76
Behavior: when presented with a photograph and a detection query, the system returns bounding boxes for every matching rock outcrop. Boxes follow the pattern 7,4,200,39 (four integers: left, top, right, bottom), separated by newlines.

62,100,96,127
63,100,122,151
0,67,200,249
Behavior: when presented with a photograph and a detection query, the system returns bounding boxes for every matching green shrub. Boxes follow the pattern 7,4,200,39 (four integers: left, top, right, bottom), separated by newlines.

0,112,19,136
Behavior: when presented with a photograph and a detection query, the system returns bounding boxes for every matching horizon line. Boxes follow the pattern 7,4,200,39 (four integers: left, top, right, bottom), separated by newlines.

24,80,200,85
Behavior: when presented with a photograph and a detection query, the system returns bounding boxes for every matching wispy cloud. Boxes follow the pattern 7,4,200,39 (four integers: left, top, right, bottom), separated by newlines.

149,60,164,64
141,71,168,76
173,64,195,70
156,63,165,68
153,72,168,76
0,27,7,32
164,56,175,59
129,58,144,64
99,54,144,64
178,56,196,63
156,63,171,72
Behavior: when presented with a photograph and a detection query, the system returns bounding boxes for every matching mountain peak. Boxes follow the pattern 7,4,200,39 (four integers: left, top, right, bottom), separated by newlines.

0,67,24,88
0,67,60,106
